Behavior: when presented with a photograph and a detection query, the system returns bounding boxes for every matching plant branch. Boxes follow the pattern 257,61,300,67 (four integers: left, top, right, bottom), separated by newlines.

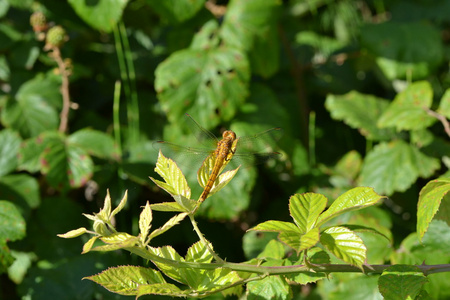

49,46,73,133
125,245,450,276
188,214,224,263
426,108,450,138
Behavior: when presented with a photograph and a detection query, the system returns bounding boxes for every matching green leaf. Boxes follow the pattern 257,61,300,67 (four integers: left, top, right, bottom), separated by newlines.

0,201,25,242
316,187,384,227
185,240,214,263
150,202,187,212
378,265,427,300
136,283,184,297
378,81,435,130
247,275,290,300
154,45,250,129
150,151,191,199
68,0,129,32
18,134,50,173
325,91,396,140
359,140,440,195
110,190,128,218
84,265,166,296
257,239,285,260
82,236,99,254
417,178,450,241
250,220,300,234
340,224,391,242
68,129,119,160
0,129,21,176
320,226,366,268
437,88,450,119
148,246,186,284
220,0,281,51
41,134,94,189
146,0,204,23
289,193,327,233
249,20,280,78
361,22,444,80
148,213,188,241
139,201,152,244
297,227,320,252
0,174,40,217
1,75,60,138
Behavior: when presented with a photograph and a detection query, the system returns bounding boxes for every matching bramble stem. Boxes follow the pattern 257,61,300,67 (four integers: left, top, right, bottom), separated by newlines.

188,214,224,263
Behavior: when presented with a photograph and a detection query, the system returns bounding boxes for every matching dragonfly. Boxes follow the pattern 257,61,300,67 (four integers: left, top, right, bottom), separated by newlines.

154,114,282,203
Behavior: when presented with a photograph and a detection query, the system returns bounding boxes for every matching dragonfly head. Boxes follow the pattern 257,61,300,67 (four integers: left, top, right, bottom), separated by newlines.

222,130,237,141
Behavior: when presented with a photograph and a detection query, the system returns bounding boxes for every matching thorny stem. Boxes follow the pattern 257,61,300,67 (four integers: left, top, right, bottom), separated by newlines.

188,214,224,263
126,245,450,276
49,46,73,133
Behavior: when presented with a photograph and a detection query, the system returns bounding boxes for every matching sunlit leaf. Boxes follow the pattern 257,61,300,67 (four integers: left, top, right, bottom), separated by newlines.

111,190,128,218
148,213,188,241
82,236,99,254
378,265,427,300
148,246,186,284
378,81,435,130
359,140,440,195
57,227,87,239
185,240,214,263
150,202,187,212
136,283,185,297
417,178,450,241
150,151,191,199
250,220,300,234
316,187,384,227
289,193,327,233
320,226,366,268
247,275,290,300
139,202,152,244
257,239,285,260
84,265,166,296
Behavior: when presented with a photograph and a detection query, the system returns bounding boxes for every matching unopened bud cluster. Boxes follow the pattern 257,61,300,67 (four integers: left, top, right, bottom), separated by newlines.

30,12,68,48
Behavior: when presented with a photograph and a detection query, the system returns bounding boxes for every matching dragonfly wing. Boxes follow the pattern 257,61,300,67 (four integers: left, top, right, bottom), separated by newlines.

152,141,213,167
235,127,283,153
185,114,219,148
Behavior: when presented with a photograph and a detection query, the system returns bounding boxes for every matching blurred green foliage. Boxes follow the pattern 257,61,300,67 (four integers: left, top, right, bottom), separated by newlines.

0,0,449,299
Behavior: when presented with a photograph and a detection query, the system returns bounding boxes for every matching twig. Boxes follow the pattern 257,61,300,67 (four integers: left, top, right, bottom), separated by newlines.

49,46,72,133
426,108,450,138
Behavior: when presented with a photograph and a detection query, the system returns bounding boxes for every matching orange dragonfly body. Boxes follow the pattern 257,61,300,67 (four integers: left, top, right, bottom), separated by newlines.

154,114,282,202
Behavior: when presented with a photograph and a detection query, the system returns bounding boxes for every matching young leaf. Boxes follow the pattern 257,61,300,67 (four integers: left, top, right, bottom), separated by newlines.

359,140,440,195
57,227,87,239
150,151,191,199
111,190,128,217
289,193,327,233
136,283,185,298
82,236,99,254
83,266,166,296
139,201,152,245
378,265,427,300
378,81,435,130
316,187,384,227
417,178,450,241
320,226,367,268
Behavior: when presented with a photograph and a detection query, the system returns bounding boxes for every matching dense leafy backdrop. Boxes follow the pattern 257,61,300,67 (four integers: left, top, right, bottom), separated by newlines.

0,0,449,299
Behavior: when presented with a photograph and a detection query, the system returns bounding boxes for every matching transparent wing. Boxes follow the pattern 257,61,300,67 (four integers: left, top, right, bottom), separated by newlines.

184,113,219,148
152,141,214,167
